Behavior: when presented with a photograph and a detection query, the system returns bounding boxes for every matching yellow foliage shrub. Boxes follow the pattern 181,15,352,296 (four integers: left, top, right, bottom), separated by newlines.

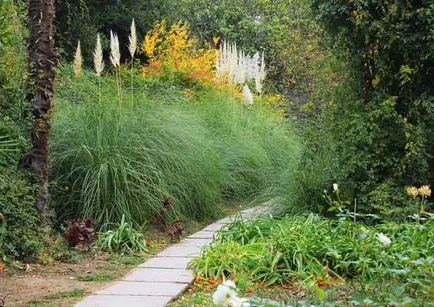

142,21,217,83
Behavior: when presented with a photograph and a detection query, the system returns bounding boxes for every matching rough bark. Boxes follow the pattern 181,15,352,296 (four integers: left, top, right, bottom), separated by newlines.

21,0,58,220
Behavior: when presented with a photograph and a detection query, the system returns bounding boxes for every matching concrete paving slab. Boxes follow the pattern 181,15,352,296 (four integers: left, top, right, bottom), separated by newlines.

187,231,215,239
76,206,267,307
139,257,192,269
180,238,213,246
156,244,202,257
76,295,173,307
201,223,226,232
96,281,189,296
123,268,193,283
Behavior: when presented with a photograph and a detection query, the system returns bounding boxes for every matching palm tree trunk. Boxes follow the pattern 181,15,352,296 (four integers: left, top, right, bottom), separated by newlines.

22,0,58,220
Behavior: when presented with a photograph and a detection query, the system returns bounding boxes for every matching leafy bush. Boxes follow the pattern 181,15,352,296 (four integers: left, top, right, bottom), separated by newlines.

51,66,300,226
94,215,147,254
191,215,434,303
0,171,41,260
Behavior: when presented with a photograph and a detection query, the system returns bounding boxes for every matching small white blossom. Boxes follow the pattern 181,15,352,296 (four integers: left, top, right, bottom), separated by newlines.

213,280,238,306
213,280,251,307
333,183,339,192
377,233,391,246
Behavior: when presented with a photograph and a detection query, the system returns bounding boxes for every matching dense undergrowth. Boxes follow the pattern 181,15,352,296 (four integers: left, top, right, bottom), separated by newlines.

0,0,43,260
50,67,300,226
191,214,434,304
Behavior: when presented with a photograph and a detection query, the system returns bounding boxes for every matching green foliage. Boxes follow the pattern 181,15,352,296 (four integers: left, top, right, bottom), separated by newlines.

51,66,300,226
0,0,28,124
94,215,147,254
191,215,434,304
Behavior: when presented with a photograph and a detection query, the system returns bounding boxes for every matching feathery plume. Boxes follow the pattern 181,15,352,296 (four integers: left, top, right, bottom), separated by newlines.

110,30,120,67
128,18,137,58
73,40,82,77
243,84,254,104
93,33,104,76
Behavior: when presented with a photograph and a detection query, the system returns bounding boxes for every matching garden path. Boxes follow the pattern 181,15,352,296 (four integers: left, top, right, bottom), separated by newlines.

75,206,268,307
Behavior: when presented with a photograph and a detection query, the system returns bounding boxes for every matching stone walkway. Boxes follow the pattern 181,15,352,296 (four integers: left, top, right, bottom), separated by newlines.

76,207,268,307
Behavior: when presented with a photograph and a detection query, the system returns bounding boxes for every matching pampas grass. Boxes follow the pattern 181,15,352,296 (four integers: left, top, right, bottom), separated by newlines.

217,41,266,93
73,40,82,77
110,30,122,103
93,33,104,76
128,18,137,58
128,18,137,107
51,68,300,226
93,33,104,105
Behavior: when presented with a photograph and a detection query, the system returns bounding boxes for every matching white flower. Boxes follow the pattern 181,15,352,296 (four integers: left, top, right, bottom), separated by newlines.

377,233,391,246
333,183,339,192
213,280,238,306
213,280,251,307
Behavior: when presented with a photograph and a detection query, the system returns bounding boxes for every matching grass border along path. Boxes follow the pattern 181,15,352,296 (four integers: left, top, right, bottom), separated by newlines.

76,206,268,307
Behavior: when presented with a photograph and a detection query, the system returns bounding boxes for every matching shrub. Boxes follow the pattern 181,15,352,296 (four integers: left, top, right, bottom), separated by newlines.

0,170,41,260
63,219,95,249
142,21,217,83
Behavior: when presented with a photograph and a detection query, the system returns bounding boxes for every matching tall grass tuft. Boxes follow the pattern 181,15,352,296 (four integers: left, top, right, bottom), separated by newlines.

51,68,300,226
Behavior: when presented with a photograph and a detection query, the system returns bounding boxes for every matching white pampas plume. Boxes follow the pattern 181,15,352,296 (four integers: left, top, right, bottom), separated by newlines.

128,18,137,58
110,30,120,67
73,40,82,77
243,84,254,104
93,33,104,76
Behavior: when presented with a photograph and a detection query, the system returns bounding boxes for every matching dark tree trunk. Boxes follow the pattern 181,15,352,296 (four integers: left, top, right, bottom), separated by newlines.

22,0,58,220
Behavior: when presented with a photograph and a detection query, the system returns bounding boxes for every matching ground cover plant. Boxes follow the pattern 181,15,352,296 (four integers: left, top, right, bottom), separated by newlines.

189,213,434,305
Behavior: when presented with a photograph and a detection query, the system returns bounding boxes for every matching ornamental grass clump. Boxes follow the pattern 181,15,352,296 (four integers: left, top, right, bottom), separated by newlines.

51,67,300,226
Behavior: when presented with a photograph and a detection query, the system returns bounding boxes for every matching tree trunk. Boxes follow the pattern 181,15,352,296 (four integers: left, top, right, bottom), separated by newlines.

22,0,58,221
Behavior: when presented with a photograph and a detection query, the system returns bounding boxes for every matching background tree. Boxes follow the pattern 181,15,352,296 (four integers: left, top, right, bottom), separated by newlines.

172,0,330,106
298,0,434,217
55,0,173,64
